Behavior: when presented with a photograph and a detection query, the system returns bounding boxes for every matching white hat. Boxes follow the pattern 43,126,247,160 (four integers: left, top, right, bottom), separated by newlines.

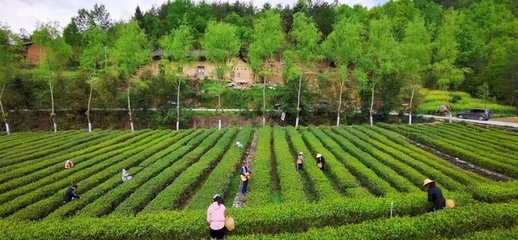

422,179,434,187
299,152,303,155
213,194,221,199
316,153,322,158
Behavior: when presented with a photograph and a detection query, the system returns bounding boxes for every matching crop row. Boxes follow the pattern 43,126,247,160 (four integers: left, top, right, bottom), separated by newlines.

246,127,274,207
285,126,340,201
0,131,79,154
108,129,208,215
0,130,142,192
0,131,112,168
349,126,470,191
139,128,237,213
301,127,372,198
408,124,517,164
383,123,518,178
4,131,179,220
364,125,490,184
471,180,518,203
458,226,518,239
0,130,115,177
338,126,469,192
438,124,518,152
437,123,518,150
0,130,157,203
333,127,425,192
185,126,253,210
0,132,54,154
309,127,397,196
272,126,306,203
464,123,518,138
0,131,82,165
400,124,518,166
231,202,518,239
52,129,201,219
77,129,219,217
321,127,417,194
0,192,475,239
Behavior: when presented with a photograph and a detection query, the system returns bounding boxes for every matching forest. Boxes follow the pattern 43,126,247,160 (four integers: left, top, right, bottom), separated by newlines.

0,0,517,131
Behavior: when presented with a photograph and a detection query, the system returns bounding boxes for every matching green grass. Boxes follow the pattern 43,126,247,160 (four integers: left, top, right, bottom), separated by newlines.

416,90,517,116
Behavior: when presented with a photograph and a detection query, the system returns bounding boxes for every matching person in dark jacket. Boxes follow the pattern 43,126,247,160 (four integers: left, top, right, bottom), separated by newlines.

296,152,304,171
240,162,252,194
423,179,445,211
62,184,80,204
316,153,326,171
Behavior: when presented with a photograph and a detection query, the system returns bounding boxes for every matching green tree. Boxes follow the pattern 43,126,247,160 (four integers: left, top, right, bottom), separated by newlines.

285,12,323,129
80,26,107,132
133,5,145,28
74,4,112,32
432,9,469,122
400,17,431,124
248,10,285,126
201,21,240,129
356,17,400,126
110,20,150,132
477,19,518,106
159,24,196,130
63,19,82,66
476,82,492,108
0,24,23,135
32,21,72,132
323,18,363,126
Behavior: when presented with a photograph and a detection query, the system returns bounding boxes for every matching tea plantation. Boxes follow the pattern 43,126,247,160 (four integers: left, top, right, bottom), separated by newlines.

1,123,517,239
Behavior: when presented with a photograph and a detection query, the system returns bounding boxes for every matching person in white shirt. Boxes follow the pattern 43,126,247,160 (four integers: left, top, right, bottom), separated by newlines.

122,169,132,182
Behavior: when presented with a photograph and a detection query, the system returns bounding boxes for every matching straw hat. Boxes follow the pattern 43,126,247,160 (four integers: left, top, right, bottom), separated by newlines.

422,179,434,187
316,153,322,158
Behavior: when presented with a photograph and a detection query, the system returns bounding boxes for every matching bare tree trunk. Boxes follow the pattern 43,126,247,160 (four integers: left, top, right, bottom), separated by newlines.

127,84,134,132
262,76,266,127
337,80,344,127
218,76,222,130
369,80,375,126
87,71,94,132
176,82,181,131
409,85,416,125
295,75,302,129
0,83,9,135
447,86,452,123
49,73,57,133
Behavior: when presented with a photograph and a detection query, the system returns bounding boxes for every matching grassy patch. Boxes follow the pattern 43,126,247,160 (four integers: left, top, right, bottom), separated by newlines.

417,90,517,116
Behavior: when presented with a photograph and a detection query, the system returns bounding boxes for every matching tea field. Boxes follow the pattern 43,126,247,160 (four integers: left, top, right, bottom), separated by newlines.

1,123,518,239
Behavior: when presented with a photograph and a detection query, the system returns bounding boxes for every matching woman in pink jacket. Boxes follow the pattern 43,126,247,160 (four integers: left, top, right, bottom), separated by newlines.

207,194,227,239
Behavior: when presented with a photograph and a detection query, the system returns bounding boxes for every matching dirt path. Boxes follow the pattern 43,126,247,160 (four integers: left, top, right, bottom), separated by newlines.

232,133,258,208
408,139,514,181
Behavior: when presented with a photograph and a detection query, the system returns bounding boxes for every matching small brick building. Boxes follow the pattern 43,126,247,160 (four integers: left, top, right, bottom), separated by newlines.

24,42,46,65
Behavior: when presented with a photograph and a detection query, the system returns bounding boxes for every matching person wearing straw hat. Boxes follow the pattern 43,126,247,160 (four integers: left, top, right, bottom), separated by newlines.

316,153,326,171
64,160,74,169
207,194,227,239
296,152,304,171
422,178,445,211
